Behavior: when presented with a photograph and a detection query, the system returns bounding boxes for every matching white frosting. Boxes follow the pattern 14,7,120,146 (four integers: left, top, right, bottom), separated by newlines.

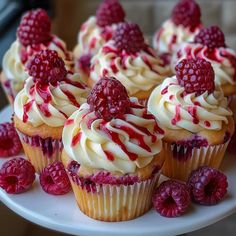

14,73,89,127
172,42,236,86
90,41,168,96
153,19,201,55
74,16,116,59
2,36,73,95
148,76,232,133
62,99,164,174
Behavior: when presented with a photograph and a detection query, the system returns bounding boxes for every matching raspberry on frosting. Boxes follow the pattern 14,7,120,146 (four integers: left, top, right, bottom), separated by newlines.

175,58,215,96
194,25,226,50
26,49,67,85
87,76,130,121
96,0,125,27
113,22,145,53
0,158,35,194
187,166,228,205
171,0,201,31
17,8,51,47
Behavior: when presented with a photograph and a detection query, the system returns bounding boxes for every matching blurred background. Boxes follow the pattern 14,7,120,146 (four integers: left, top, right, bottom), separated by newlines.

0,0,236,235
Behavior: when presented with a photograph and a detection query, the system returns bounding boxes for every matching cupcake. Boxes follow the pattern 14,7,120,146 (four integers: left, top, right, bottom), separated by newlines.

153,0,202,66
148,58,234,181
1,8,73,106
13,50,89,173
172,26,236,97
89,22,170,104
62,77,165,221
73,0,125,82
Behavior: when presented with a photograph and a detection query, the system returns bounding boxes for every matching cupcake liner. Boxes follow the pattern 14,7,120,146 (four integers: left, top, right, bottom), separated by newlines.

68,173,160,222
17,131,63,173
162,141,230,181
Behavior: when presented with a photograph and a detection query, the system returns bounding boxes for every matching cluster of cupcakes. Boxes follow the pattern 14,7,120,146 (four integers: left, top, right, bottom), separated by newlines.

0,0,235,222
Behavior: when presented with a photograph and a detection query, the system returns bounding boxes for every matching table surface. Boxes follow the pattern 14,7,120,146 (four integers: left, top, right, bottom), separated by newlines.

0,105,236,236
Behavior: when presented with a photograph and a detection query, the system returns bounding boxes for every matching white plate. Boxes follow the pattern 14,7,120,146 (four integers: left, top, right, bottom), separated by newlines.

0,105,236,236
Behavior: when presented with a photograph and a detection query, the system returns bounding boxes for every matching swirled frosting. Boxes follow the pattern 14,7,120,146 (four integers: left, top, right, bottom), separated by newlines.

74,16,116,59
153,20,202,55
62,98,164,174
14,73,89,127
148,76,232,133
171,42,236,86
90,41,169,96
2,36,73,94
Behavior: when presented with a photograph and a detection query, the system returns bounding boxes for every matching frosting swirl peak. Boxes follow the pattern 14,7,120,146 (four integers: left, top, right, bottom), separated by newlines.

148,76,232,133
62,98,164,174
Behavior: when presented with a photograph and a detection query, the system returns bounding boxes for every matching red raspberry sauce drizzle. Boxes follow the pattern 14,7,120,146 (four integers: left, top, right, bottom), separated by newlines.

104,150,115,161
187,106,199,124
65,119,74,126
100,122,138,161
23,100,34,123
72,132,82,147
171,105,181,125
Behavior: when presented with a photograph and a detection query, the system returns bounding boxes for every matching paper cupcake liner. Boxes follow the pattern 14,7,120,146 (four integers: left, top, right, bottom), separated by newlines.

68,173,160,222
162,141,230,181
17,131,63,173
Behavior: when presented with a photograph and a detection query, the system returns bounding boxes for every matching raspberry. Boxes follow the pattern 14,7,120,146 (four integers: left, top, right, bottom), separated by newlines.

194,26,226,50
39,161,71,195
175,58,215,96
187,166,228,205
171,0,201,31
27,49,67,85
78,54,91,73
96,0,125,27
0,122,22,157
152,180,190,217
87,77,130,121
17,8,51,47
0,158,35,194
113,22,145,53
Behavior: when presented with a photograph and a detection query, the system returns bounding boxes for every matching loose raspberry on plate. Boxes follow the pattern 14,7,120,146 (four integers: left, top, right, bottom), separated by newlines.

175,58,215,96
152,180,190,217
27,49,67,85
187,166,228,205
194,26,226,50
113,22,145,54
17,8,51,47
39,161,71,195
0,122,22,157
171,0,201,31
96,0,125,27
0,158,35,194
87,76,130,121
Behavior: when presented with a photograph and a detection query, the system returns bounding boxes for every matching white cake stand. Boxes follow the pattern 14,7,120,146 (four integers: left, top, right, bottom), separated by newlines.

0,105,236,236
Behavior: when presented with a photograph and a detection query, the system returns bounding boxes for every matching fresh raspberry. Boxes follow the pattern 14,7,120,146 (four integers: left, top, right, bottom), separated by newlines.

175,58,215,96
0,158,35,194
78,54,91,73
171,0,201,31
39,161,71,195
153,180,190,217
96,0,125,27
87,77,130,121
194,26,226,50
27,49,67,85
187,166,228,205
0,122,22,157
17,8,51,47
113,22,145,53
